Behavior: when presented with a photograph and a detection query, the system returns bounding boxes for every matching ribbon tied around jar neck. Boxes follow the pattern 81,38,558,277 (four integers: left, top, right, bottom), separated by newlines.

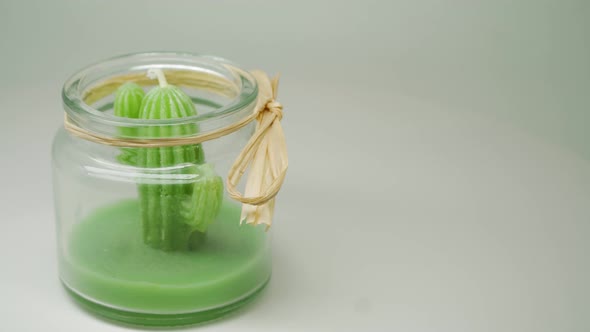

64,70,288,229
227,70,288,229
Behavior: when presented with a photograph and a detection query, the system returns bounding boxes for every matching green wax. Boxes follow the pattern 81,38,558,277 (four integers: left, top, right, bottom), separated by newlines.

60,199,271,314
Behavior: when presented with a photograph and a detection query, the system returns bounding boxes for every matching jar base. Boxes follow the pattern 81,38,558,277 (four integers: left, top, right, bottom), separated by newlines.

62,278,269,327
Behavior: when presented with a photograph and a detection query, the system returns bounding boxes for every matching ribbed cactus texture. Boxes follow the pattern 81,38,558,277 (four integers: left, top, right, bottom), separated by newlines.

114,82,144,119
114,83,144,165
113,72,224,251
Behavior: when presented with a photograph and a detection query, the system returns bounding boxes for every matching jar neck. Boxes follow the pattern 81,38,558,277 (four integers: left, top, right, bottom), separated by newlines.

62,53,258,139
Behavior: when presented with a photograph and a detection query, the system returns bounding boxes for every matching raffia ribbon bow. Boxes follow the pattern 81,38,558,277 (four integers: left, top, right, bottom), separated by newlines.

227,70,288,229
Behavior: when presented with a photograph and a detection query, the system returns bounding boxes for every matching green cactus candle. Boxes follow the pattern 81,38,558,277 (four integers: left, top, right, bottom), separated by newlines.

114,69,223,251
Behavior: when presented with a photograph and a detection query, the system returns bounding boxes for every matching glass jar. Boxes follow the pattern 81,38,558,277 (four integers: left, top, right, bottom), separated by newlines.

52,53,271,326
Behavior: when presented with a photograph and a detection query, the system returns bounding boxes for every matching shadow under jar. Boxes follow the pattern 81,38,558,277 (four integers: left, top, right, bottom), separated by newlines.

52,53,271,327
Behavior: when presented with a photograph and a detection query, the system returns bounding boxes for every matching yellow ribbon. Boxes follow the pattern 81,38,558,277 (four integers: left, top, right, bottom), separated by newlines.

227,70,288,229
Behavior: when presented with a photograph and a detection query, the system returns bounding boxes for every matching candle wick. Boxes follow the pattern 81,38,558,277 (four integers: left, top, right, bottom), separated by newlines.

147,68,168,87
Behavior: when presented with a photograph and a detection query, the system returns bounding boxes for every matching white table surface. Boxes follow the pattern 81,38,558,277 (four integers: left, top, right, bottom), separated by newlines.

0,1,588,331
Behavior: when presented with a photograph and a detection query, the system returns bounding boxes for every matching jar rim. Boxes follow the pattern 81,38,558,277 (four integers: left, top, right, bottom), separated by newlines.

62,52,259,128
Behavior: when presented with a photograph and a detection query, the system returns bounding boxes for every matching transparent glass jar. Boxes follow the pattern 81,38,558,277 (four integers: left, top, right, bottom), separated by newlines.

52,53,271,326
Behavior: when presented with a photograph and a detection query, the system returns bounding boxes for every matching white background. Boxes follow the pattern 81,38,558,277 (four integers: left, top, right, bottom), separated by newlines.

0,1,588,331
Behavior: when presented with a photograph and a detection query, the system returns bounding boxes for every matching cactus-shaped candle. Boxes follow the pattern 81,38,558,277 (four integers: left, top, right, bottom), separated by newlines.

114,69,223,251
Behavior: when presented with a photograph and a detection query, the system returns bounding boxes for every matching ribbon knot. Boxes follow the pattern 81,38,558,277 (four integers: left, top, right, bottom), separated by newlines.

263,100,283,121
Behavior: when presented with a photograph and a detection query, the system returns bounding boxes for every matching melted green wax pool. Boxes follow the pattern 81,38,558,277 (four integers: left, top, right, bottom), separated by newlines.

60,199,271,314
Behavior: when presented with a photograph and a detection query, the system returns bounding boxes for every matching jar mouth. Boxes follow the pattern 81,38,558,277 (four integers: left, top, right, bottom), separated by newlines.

62,52,258,130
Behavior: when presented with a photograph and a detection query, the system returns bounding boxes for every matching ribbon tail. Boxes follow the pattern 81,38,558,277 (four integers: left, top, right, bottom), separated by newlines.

227,70,287,229
240,138,270,226
267,121,288,178
250,164,277,230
